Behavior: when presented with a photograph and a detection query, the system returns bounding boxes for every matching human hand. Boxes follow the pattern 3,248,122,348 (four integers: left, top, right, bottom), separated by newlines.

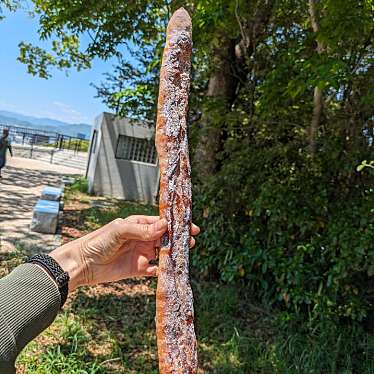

50,216,200,291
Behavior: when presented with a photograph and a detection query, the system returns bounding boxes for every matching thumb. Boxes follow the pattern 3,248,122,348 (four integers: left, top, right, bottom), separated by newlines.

119,218,168,241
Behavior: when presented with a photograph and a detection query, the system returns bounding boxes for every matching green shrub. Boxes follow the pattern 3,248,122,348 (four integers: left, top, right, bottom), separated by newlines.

192,136,374,322
69,177,89,194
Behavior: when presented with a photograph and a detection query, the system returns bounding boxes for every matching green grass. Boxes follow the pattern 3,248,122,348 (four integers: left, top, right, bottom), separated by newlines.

13,274,373,373
0,245,27,277
85,201,157,230
1,183,372,373
65,177,89,195
42,139,90,152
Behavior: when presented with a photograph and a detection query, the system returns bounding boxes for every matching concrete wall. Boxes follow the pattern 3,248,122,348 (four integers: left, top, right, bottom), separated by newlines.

86,113,159,203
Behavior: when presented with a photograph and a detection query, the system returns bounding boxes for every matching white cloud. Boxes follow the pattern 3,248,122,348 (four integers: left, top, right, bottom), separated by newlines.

0,100,18,112
51,101,90,124
0,98,91,124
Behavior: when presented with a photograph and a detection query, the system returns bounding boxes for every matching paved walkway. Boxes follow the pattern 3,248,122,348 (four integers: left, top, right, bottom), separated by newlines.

0,157,82,254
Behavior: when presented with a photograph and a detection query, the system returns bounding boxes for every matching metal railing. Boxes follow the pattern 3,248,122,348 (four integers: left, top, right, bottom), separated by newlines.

0,123,88,153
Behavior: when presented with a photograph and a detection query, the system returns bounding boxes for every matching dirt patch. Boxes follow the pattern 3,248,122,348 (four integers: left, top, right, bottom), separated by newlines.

61,192,157,299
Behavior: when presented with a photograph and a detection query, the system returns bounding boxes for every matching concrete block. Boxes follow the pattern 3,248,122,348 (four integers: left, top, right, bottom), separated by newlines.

41,186,63,201
62,177,75,186
31,199,60,234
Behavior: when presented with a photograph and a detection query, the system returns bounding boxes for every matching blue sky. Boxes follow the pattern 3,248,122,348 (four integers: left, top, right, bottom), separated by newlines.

0,8,114,125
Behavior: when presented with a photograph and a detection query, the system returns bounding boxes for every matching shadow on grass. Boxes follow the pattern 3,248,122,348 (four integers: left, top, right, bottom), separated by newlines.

61,199,158,242
14,188,373,373
64,279,270,374
0,246,31,276
69,281,159,373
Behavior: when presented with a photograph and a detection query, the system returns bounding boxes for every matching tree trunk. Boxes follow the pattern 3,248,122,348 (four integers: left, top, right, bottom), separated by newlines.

308,0,325,157
193,37,237,180
193,1,274,177
309,86,323,155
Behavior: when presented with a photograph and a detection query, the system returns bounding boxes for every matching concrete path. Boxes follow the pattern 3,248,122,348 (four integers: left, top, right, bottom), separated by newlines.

0,157,82,254
13,145,88,171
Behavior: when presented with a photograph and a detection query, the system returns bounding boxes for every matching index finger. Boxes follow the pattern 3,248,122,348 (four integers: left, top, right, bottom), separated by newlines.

117,218,168,241
125,215,160,224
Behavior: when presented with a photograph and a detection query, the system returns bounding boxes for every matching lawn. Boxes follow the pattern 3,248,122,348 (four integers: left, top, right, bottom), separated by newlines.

0,180,371,373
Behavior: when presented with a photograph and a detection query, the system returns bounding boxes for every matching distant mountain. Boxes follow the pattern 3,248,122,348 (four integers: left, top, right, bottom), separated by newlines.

0,110,92,139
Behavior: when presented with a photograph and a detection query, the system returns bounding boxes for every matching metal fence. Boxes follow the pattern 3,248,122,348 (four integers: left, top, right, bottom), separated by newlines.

0,123,88,153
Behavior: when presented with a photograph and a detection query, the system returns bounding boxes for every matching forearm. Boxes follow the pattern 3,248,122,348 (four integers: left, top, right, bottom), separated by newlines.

0,264,60,372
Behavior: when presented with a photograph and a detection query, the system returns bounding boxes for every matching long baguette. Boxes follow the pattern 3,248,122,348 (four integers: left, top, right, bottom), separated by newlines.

155,7,197,374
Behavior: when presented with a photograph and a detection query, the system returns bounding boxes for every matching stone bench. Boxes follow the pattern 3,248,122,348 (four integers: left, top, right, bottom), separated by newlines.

41,186,63,202
62,177,75,186
30,199,60,234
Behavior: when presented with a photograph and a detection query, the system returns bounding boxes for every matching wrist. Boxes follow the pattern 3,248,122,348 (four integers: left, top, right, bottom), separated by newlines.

26,254,70,308
50,243,86,292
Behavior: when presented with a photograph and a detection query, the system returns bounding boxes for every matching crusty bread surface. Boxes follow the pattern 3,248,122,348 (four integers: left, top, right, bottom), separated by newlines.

155,7,197,374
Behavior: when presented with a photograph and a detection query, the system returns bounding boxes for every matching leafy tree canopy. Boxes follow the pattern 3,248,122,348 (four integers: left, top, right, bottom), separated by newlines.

7,0,374,322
